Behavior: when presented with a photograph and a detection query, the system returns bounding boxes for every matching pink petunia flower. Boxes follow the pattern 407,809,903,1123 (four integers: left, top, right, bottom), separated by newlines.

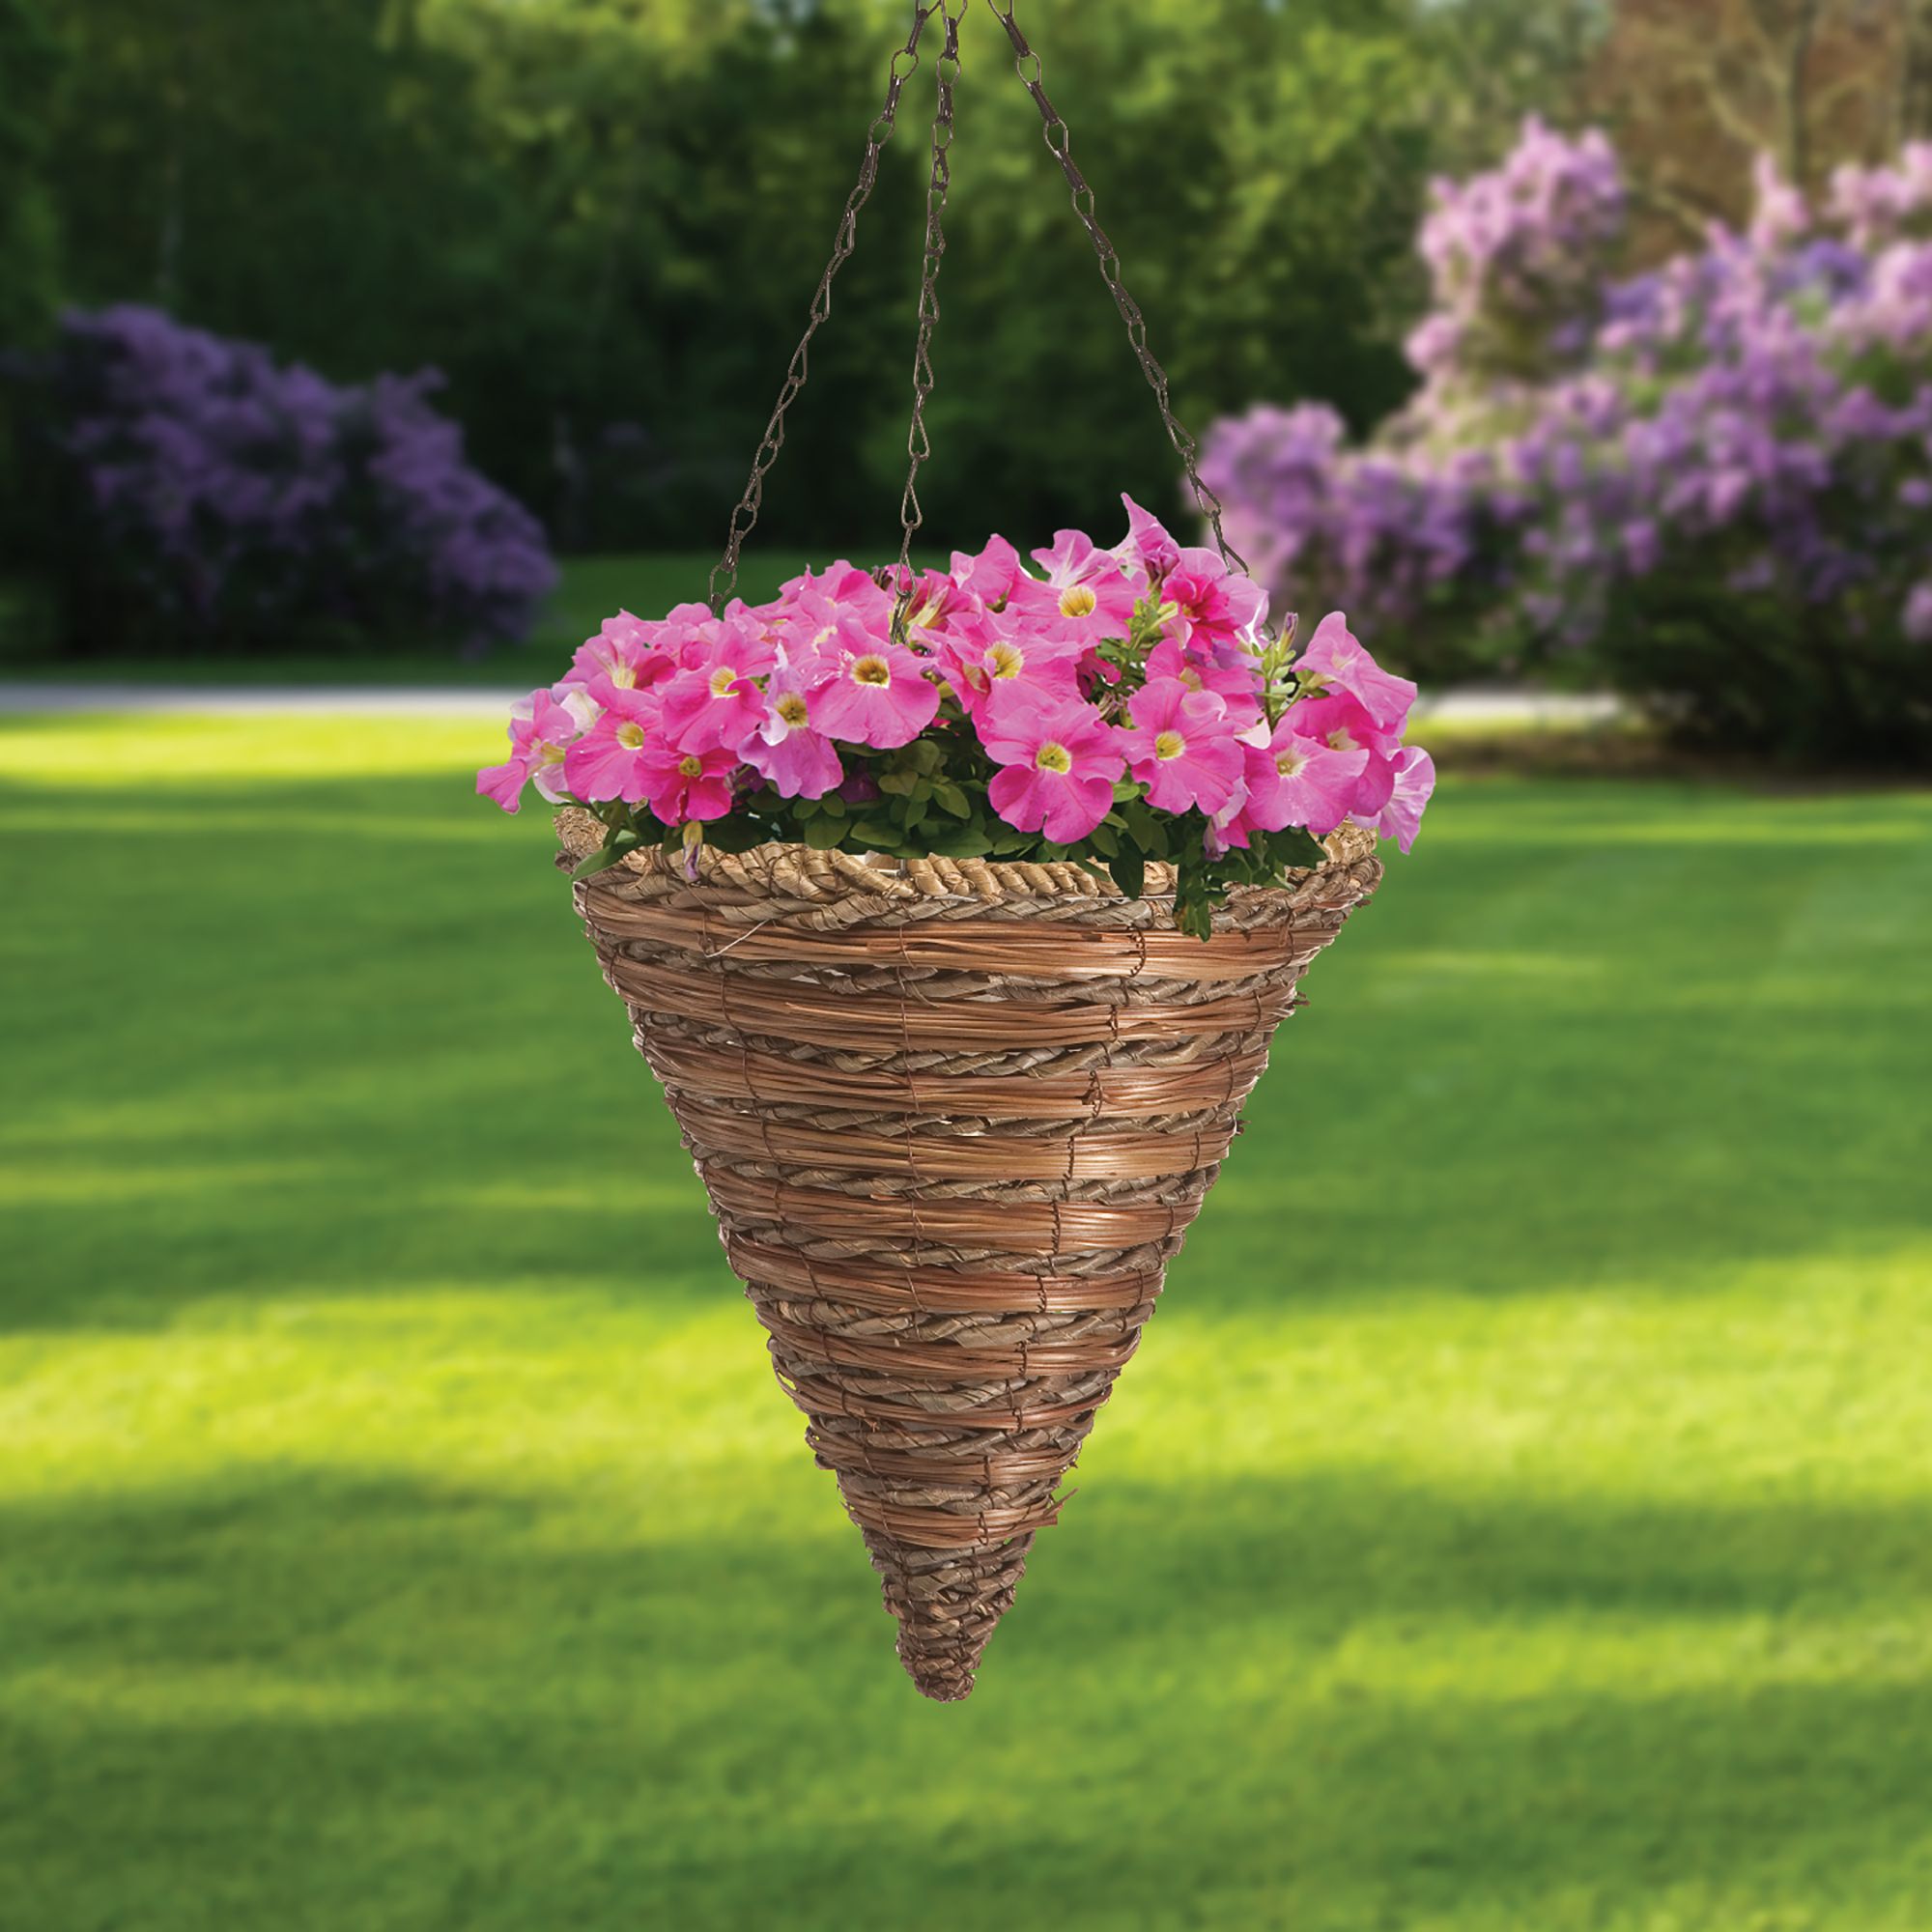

634,740,740,825
980,684,1125,844
477,686,597,813
1030,525,1137,592
740,658,844,800
936,625,1086,718
658,622,775,752
1163,547,1269,650
811,625,941,748
1353,745,1435,853
561,683,667,805
1146,635,1266,723
1118,495,1181,581
1117,676,1246,817
1282,689,1401,815
1293,611,1417,732
951,534,1027,611
567,611,676,693
1228,717,1371,839
1006,564,1140,643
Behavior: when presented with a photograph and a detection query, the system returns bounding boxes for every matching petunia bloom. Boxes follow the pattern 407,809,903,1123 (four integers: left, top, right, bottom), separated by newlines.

951,534,1027,611
1116,676,1246,817
1162,547,1269,650
561,683,667,805
980,685,1125,844
1230,716,1371,839
1146,635,1266,724
658,623,775,752
936,625,1085,717
632,740,740,825
1118,494,1181,581
567,611,672,692
1353,745,1435,852
740,661,843,800
811,628,941,748
1280,689,1401,815
476,686,596,812
1293,611,1417,732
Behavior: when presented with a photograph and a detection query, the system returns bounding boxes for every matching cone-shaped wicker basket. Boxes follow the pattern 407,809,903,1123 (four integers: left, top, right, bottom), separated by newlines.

558,808,1381,1699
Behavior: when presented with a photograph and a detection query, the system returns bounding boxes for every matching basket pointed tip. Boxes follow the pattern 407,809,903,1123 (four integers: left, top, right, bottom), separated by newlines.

908,1664,979,1703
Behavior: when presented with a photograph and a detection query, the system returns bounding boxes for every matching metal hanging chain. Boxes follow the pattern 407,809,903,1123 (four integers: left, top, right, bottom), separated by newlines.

707,4,944,614
980,0,1250,576
892,0,969,611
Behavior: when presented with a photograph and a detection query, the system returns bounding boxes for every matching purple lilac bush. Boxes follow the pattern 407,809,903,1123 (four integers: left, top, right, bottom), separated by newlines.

41,305,554,654
1205,122,1932,763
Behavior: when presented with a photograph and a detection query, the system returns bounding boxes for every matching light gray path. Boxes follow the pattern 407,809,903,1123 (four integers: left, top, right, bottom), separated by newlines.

0,682,1627,724
0,683,523,718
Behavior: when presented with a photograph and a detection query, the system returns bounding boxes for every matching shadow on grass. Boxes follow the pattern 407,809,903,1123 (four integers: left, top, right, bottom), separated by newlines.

4,1466,1930,1929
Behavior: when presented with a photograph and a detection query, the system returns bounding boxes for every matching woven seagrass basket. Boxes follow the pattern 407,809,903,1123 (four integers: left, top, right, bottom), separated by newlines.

556,807,1382,1700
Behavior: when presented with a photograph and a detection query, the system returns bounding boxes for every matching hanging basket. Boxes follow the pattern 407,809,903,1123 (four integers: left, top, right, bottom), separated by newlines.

557,810,1382,1698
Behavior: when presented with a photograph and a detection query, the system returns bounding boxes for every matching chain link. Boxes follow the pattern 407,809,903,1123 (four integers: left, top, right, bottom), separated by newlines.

891,0,969,613
708,4,943,613
980,0,1249,576
711,0,1247,611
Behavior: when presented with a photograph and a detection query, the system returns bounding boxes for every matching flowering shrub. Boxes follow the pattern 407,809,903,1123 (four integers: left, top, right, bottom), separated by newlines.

41,305,555,653
1205,126,1932,764
479,499,1433,937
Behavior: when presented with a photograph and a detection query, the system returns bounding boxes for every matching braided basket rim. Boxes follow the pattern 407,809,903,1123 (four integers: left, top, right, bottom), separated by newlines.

554,807,1378,915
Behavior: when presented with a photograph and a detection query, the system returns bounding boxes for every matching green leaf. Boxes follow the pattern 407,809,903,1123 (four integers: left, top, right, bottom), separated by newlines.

1107,845,1147,900
1266,826,1328,872
569,829,639,880
931,781,971,818
801,816,845,850
922,824,995,859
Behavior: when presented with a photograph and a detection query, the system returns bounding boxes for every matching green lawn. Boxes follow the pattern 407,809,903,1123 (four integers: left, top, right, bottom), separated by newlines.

4,714,1931,1932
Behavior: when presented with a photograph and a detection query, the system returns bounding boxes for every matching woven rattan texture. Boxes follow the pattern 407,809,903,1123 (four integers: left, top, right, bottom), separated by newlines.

558,814,1382,1699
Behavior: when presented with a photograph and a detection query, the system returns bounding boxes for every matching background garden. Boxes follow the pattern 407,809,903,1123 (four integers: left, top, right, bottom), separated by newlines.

4,3,1931,1928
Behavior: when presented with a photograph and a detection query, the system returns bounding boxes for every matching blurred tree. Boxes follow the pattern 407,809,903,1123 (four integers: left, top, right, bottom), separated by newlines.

0,0,61,347
27,0,1537,557
1412,0,1610,177
1588,0,1925,248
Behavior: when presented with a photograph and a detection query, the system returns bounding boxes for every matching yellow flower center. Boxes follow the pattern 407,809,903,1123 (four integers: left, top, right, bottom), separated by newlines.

1059,584,1098,619
1274,748,1307,778
610,663,639,689
776,693,810,728
853,655,892,687
1327,726,1356,753
986,640,1025,680
709,666,739,697
1153,729,1186,762
1035,741,1073,775
539,743,567,765
615,722,646,751
677,754,703,778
